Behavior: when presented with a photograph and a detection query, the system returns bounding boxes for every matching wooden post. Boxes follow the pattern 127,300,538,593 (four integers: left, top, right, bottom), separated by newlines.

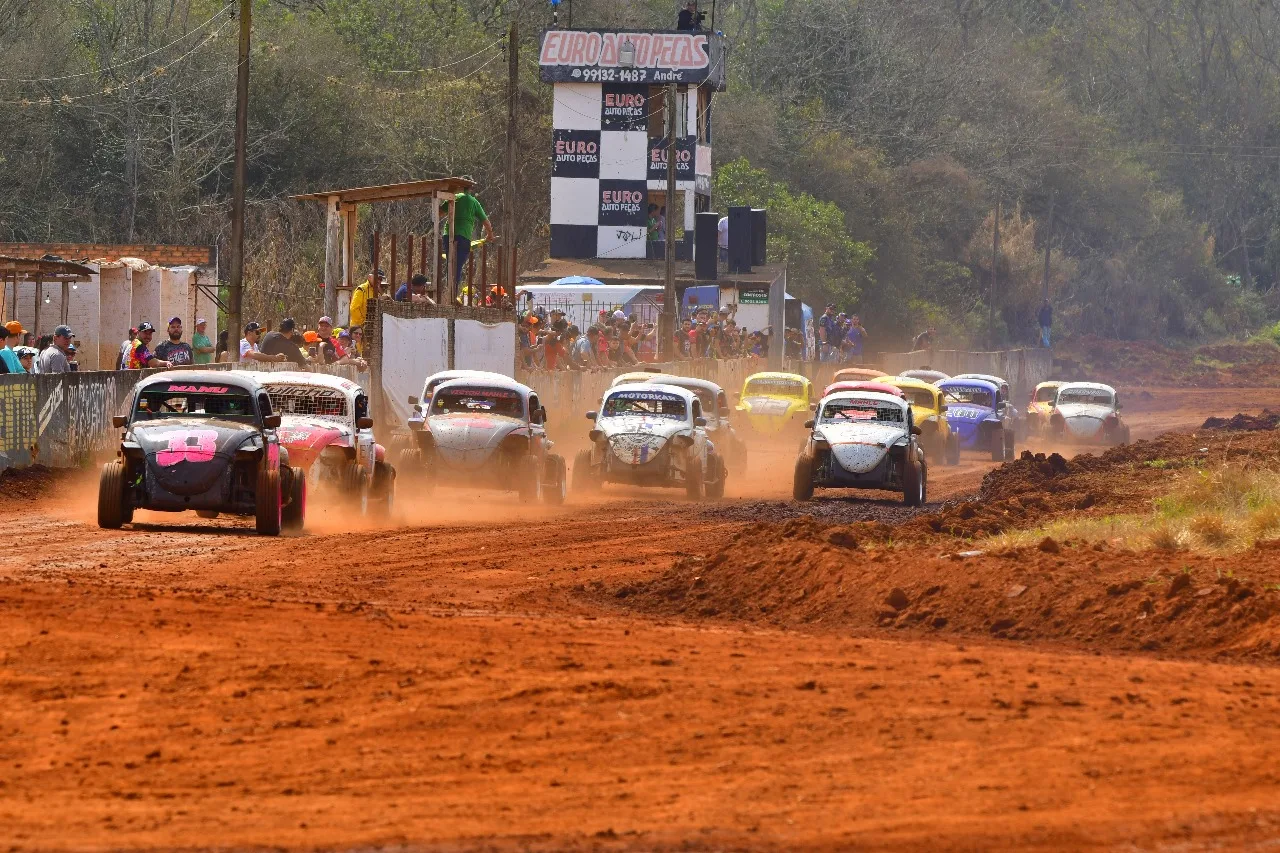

446,196,457,305
505,5,520,318
420,235,429,295
480,239,489,302
372,230,381,298
227,0,252,362
61,281,69,325
662,82,677,360
432,194,443,304
389,233,398,300
33,274,42,337
406,233,415,287
324,195,342,320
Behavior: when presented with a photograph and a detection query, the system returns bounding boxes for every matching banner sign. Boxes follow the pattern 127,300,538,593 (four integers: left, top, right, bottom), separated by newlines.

647,136,696,181
598,179,647,226
552,129,601,178
601,83,649,131
539,30,716,84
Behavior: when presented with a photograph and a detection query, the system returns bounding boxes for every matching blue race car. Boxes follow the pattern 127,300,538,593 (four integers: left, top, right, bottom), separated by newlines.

937,378,1015,461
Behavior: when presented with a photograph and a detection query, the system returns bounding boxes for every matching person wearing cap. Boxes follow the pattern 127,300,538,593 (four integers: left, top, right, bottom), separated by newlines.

349,269,382,329
315,316,343,363
192,318,215,365
818,304,839,362
116,327,137,370
395,273,434,305
239,321,284,363
126,322,173,369
258,317,310,366
153,317,194,367
15,346,36,373
35,324,75,373
570,325,599,370
66,343,79,372
441,183,496,291
1,321,26,374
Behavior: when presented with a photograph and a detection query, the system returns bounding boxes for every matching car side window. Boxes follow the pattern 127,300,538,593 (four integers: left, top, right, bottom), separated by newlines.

692,399,702,422
258,393,272,418
528,394,539,422
355,394,369,421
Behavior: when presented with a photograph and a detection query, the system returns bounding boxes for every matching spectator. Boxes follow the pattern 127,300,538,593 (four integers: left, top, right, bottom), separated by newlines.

15,346,36,373
657,206,667,243
349,269,382,329
563,325,583,370
519,315,540,369
844,314,868,363
348,325,365,357
153,317,194,366
116,327,137,369
240,321,283,363
717,216,728,265
192,318,215,364
395,273,434,304
67,344,79,371
913,326,937,351
36,325,74,373
126,322,172,369
647,204,661,258
1038,299,1053,348
818,305,839,361
441,184,495,289
334,330,369,371
258,318,311,366
572,326,600,369
677,0,702,31
216,330,231,363
1,321,26,374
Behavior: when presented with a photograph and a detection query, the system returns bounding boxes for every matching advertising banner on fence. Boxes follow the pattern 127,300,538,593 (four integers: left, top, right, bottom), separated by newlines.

539,30,720,85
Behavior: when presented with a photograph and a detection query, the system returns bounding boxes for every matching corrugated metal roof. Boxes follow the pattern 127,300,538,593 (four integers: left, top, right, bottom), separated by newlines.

291,178,475,204
0,255,96,279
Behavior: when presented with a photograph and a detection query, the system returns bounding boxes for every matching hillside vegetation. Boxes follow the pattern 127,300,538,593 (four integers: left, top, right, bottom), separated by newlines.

2,0,1279,347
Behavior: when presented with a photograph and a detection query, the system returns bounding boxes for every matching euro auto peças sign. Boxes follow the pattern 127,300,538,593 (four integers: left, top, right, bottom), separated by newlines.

539,30,721,85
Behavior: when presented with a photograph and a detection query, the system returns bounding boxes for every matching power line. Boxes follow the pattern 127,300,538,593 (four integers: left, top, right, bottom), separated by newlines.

0,1,235,83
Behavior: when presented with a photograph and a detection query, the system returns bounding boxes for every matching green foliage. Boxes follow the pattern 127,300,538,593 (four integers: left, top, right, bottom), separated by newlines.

713,158,873,311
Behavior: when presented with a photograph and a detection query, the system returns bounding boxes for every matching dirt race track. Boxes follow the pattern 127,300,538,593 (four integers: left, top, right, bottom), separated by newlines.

4,387,1280,851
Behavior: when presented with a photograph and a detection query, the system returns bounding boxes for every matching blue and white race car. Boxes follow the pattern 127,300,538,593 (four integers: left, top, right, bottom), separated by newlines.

937,378,1015,461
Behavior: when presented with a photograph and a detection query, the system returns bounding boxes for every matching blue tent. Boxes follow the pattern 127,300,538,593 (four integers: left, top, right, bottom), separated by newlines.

548,275,604,286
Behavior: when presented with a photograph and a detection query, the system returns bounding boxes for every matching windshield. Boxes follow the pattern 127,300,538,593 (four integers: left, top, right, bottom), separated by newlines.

943,386,994,408
745,378,803,398
432,386,524,417
1034,386,1059,403
603,390,687,420
135,385,256,421
901,388,936,409
267,385,349,421
821,399,904,425
1058,389,1113,407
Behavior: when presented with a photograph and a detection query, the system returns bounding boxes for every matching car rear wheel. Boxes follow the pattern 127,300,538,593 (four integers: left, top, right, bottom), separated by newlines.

685,457,705,501
342,461,370,514
543,454,567,505
990,428,1005,462
1004,429,1016,460
572,449,598,494
368,460,395,518
282,466,306,532
516,454,542,503
255,468,282,536
97,461,129,529
792,454,814,502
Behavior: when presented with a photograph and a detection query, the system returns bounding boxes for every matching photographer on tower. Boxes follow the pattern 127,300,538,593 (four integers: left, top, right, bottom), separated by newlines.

677,1,705,31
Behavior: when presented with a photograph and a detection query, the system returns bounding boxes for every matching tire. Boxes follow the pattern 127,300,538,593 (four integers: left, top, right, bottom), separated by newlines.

196,510,220,519
946,432,961,466
903,454,924,507
282,466,306,532
342,460,370,514
516,454,541,503
1004,429,1016,460
572,448,598,494
97,461,128,529
368,460,395,518
685,456,705,501
706,455,726,499
543,454,567,505
792,454,815,502
990,428,1005,462
255,468,282,536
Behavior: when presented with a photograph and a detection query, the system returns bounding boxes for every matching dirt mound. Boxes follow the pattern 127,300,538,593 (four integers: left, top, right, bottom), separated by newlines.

0,465,70,505
1059,335,1280,387
614,518,1280,659
1201,410,1280,431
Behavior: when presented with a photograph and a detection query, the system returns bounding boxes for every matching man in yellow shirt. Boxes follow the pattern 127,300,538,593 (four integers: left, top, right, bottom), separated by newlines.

349,268,383,328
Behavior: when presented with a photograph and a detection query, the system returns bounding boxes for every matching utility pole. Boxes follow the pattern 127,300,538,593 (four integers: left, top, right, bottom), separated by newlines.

990,195,1000,350
227,0,251,359
504,2,519,312
1041,190,1054,304
661,82,677,360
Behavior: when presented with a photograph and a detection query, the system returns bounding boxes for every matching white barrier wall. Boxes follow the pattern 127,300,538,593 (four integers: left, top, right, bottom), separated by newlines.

131,267,162,330
98,267,132,370
455,319,517,374
381,315,450,426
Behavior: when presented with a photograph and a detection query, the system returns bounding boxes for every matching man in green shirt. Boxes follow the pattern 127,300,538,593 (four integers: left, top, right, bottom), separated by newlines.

441,185,496,291
191,317,215,364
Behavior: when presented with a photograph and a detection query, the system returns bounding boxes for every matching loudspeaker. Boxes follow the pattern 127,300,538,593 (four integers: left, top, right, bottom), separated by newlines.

750,208,767,266
694,211,719,280
728,205,752,274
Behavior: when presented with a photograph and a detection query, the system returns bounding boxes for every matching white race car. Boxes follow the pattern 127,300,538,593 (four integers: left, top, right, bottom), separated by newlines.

260,372,395,516
793,390,927,505
611,371,748,474
1047,381,1130,445
574,383,726,499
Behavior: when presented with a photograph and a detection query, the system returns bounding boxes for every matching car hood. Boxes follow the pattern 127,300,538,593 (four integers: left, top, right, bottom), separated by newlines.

817,422,904,474
1057,403,1112,436
945,404,997,424
428,413,523,469
130,418,260,496
740,395,801,417
276,416,352,468
599,415,686,466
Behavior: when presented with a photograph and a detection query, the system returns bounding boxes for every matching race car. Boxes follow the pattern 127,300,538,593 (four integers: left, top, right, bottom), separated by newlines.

406,369,513,423
1025,380,1064,435
1047,382,1130,445
793,390,927,506
575,383,726,499
735,372,814,438
875,376,959,465
952,372,1023,438
937,377,1015,461
612,371,747,474
401,376,566,503
821,380,906,399
98,370,305,535
831,367,886,384
898,368,950,385
259,372,394,517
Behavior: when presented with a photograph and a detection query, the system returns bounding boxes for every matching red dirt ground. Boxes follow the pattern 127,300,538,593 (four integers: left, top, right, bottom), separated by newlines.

2,389,1280,850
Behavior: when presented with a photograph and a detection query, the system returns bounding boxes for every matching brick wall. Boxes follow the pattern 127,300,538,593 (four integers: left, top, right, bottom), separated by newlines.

0,243,214,267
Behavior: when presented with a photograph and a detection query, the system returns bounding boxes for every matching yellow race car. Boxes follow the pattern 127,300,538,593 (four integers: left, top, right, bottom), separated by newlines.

1025,380,1064,436
876,376,960,465
735,372,814,438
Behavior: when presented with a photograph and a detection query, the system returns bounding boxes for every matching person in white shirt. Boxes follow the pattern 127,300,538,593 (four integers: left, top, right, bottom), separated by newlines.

239,321,286,363
717,216,729,264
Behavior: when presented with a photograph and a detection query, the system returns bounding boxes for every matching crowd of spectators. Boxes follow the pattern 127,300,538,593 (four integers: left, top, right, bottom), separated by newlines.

1,320,81,374
815,305,870,363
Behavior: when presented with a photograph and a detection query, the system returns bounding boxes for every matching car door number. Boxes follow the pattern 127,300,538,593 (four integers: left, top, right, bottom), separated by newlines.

156,430,219,466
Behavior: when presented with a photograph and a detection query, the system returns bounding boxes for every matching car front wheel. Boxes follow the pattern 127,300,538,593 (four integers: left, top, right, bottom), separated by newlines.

543,454,567,505
255,468,282,536
282,466,306,532
97,461,129,529
792,454,815,502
